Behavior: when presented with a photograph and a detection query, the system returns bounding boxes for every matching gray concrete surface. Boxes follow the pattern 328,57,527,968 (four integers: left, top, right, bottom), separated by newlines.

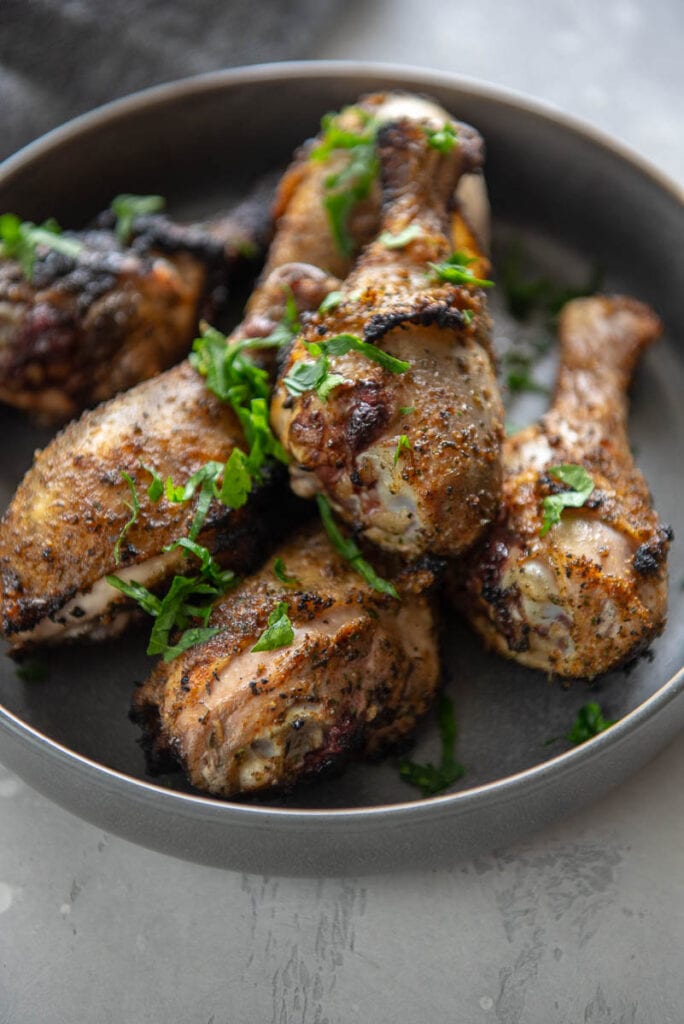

1,1,683,1021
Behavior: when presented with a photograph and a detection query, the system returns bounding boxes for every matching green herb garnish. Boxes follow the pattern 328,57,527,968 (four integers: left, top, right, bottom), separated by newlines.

540,464,595,536
16,658,49,683
190,323,289,472
0,213,84,278
566,701,615,745
273,558,301,588
251,602,295,653
399,693,464,796
423,122,458,154
399,406,415,416
113,471,141,565
429,250,493,289
504,350,551,395
106,540,236,662
111,193,166,245
394,434,411,465
311,107,379,257
318,290,344,314
283,333,410,402
317,494,398,599
501,240,603,322
378,225,424,249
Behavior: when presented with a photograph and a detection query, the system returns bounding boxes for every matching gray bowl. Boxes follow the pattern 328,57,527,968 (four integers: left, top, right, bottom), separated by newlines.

0,62,682,876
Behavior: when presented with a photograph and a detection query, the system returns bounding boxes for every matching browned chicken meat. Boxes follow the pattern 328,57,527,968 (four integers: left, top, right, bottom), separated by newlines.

0,360,289,650
0,187,273,423
271,116,504,560
133,525,440,797
454,295,671,679
0,91,478,653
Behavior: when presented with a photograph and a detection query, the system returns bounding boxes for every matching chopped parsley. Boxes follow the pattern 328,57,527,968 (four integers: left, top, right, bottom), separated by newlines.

423,122,458,153
399,693,464,796
190,323,289,472
109,310,296,660
106,540,237,662
378,225,424,249
113,471,141,565
251,602,295,653
394,434,411,465
501,240,603,322
428,250,493,289
317,494,398,600
503,350,551,396
283,332,410,402
318,290,343,314
16,658,49,683
566,701,615,745
310,106,379,257
540,464,595,536
399,406,415,416
0,213,84,278
273,558,301,588
111,193,166,245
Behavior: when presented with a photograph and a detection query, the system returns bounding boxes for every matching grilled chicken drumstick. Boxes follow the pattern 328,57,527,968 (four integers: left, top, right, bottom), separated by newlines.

272,116,504,560
454,296,671,679
0,185,273,423
0,91,480,652
133,525,440,797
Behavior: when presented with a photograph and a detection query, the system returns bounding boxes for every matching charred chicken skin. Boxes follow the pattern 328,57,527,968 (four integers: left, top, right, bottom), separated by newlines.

455,296,670,679
0,92,478,651
271,117,504,560
133,526,440,797
0,188,273,423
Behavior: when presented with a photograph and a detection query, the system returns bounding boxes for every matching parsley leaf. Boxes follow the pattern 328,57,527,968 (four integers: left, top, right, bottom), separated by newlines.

378,225,424,249
394,434,411,465
251,602,295,653
317,494,399,600
106,537,237,663
399,693,464,797
540,464,595,536
111,193,166,244
429,250,493,289
318,290,343,313
113,471,141,566
566,701,615,745
0,213,84,278
399,406,415,416
273,558,301,587
501,240,603,322
423,122,459,153
311,107,379,257
15,658,49,683
283,333,409,402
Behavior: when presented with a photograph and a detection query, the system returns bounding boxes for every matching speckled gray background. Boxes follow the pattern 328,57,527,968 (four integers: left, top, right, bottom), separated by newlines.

1,1,683,1021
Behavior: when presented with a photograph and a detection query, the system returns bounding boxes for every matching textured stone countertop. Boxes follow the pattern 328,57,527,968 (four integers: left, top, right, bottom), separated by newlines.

1,2,683,1021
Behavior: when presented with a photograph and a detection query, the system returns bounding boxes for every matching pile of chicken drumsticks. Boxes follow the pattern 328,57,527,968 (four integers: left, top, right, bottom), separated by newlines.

0,92,671,798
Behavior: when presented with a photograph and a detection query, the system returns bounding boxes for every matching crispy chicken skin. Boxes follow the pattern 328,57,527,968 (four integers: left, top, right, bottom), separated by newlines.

0,98,394,650
454,296,671,679
133,526,440,797
0,188,273,423
0,360,288,649
271,118,504,559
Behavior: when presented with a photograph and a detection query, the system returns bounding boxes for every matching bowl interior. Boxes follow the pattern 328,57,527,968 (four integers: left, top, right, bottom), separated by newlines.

0,65,682,813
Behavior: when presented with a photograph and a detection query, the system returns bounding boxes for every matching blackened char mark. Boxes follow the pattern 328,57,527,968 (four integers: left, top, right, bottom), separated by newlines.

364,301,468,345
345,383,389,454
633,523,673,576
